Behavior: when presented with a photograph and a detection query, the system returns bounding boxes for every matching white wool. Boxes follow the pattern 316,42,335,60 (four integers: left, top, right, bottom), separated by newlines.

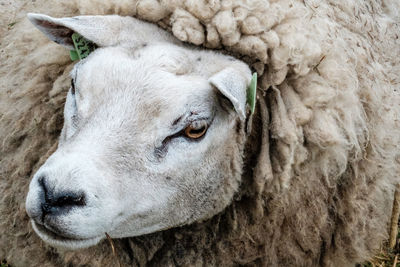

1,0,399,266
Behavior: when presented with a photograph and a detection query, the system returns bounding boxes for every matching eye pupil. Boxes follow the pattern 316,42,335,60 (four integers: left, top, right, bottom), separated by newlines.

184,124,208,139
189,128,204,135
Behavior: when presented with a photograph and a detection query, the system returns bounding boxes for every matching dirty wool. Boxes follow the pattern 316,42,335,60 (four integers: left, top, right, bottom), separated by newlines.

1,0,400,266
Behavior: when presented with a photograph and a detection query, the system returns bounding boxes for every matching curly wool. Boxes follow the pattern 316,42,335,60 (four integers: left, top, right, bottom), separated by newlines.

1,0,399,266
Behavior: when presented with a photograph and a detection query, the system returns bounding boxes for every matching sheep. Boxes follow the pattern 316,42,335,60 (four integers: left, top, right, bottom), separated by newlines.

1,0,399,266
25,12,254,250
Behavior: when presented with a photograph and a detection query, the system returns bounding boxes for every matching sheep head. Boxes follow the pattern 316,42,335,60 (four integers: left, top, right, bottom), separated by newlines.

25,14,252,249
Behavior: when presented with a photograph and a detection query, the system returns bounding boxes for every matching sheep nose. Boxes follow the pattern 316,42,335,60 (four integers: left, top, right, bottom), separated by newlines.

38,176,86,216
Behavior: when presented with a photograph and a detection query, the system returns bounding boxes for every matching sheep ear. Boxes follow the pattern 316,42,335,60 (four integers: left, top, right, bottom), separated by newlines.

209,67,252,121
27,13,121,50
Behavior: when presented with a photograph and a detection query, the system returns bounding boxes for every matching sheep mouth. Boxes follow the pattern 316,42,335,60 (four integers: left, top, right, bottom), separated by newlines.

31,220,103,249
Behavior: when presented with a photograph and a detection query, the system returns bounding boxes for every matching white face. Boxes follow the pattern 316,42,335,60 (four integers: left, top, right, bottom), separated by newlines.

25,14,251,249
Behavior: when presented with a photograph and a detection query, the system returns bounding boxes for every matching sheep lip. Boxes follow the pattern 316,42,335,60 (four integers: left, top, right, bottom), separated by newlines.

40,221,83,240
31,220,103,249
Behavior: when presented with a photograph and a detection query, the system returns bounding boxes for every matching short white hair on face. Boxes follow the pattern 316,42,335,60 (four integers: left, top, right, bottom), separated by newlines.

25,13,252,249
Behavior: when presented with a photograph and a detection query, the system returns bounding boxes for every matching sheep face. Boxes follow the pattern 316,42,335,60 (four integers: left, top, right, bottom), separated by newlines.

25,14,252,249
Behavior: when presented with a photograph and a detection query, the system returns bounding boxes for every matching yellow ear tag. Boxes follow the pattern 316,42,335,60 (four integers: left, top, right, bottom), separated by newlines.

247,73,257,114
70,33,97,61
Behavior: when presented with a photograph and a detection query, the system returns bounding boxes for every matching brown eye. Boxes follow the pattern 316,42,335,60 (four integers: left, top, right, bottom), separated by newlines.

184,121,208,139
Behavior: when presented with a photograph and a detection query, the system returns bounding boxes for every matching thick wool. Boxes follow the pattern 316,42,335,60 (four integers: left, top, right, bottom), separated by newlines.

1,0,399,266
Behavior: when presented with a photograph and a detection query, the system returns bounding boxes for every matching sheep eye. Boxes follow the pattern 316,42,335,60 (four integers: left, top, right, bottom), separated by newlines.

184,121,208,139
71,79,75,95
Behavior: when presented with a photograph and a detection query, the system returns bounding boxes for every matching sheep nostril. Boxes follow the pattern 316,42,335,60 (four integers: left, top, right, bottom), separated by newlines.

38,175,49,200
41,192,86,216
38,175,86,216
53,193,86,207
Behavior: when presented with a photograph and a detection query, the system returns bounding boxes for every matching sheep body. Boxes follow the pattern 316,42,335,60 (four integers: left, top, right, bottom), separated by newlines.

1,0,399,266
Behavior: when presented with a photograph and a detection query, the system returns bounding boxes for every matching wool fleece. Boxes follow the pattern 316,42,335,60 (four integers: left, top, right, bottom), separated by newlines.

0,0,399,266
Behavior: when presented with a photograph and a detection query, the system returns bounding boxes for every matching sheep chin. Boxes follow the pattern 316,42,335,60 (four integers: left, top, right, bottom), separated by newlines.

31,220,103,249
